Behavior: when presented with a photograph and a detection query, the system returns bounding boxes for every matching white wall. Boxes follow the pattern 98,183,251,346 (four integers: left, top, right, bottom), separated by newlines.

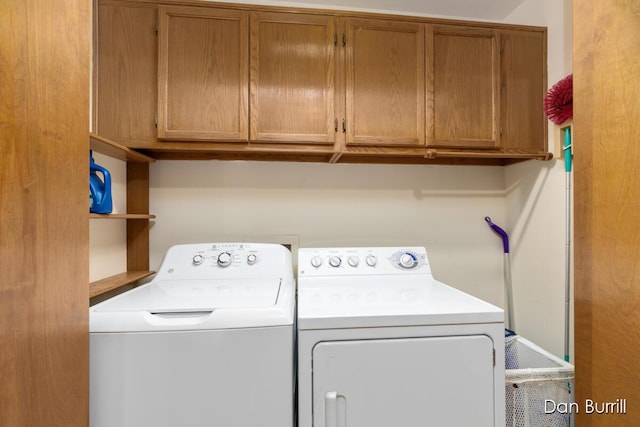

502,0,573,359
90,0,573,359
89,152,127,282
149,162,507,306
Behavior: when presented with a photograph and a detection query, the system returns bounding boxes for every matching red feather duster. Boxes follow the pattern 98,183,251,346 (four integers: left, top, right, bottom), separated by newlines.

544,74,573,125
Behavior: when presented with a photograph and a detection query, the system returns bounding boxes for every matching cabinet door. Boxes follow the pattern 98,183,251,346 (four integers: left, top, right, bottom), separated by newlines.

158,7,248,141
95,2,157,145
427,26,499,149
500,30,547,154
313,336,495,427
345,18,425,147
250,12,338,145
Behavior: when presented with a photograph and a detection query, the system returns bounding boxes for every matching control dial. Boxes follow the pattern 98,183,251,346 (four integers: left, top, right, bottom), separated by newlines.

365,254,377,267
347,256,359,267
329,256,342,268
398,252,418,269
217,252,233,267
192,254,204,266
247,253,258,265
310,256,323,268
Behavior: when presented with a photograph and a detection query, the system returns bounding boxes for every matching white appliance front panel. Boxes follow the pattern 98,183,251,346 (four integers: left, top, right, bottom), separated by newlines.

90,277,294,332
298,276,502,330
313,335,495,427
90,325,293,427
92,278,281,312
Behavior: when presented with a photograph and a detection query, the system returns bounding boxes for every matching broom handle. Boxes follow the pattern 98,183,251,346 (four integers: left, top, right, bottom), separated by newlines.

564,127,573,363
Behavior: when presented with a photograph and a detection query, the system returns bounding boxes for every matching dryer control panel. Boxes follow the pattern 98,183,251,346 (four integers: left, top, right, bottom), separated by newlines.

298,247,431,277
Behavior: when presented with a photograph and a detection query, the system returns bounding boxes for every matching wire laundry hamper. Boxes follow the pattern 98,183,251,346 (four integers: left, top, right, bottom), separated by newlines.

505,336,574,427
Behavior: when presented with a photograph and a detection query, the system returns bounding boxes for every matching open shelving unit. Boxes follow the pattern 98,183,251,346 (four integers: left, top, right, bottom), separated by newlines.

89,133,156,299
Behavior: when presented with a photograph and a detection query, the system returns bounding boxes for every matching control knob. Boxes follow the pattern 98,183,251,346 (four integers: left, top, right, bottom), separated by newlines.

217,252,233,267
192,254,204,266
365,254,377,267
247,253,258,265
347,256,359,267
398,252,418,269
329,256,342,268
310,256,323,268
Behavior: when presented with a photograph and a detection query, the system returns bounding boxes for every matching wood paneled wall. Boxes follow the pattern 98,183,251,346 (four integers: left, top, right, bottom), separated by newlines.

0,1,90,425
574,0,640,424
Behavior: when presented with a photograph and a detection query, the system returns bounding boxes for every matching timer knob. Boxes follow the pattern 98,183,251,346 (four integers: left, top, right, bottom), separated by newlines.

399,252,418,269
247,253,258,265
329,256,342,268
310,256,323,268
217,252,233,267
365,255,377,267
347,256,359,267
192,254,204,265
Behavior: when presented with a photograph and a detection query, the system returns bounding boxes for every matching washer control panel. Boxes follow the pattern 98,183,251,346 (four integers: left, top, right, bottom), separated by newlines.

298,247,431,277
156,243,292,281
188,244,259,268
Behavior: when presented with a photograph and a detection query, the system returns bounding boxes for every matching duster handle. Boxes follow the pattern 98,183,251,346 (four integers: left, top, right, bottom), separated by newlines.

485,217,510,253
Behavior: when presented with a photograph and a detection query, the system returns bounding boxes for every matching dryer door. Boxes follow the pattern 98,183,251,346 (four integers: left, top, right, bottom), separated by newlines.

313,335,495,427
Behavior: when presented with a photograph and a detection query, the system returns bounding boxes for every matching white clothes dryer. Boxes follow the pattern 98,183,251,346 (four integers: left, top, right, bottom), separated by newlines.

297,246,505,427
90,243,295,427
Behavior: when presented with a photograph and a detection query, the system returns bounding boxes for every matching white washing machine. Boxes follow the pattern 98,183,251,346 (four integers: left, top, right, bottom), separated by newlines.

297,246,505,427
90,243,295,427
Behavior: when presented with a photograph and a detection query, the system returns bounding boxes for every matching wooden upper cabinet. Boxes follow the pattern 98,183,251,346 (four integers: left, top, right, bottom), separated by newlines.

345,18,425,147
250,12,338,145
500,30,547,154
427,26,499,149
95,2,157,145
157,6,249,141
94,1,548,161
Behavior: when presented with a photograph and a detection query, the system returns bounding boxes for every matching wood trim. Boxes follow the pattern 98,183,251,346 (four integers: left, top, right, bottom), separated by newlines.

89,271,155,298
426,149,551,160
573,4,594,419
92,0,99,133
126,163,151,271
90,213,156,219
90,133,155,162
491,28,501,149
425,24,434,147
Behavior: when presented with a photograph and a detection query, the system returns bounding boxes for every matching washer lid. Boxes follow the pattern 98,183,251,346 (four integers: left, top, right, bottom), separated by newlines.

90,277,293,332
297,276,503,330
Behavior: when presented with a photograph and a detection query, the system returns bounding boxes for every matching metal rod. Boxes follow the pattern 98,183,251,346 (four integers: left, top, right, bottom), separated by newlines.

504,253,515,331
563,127,573,363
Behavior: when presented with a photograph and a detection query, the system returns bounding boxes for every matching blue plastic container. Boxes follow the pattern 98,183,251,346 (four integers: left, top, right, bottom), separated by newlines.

89,150,113,214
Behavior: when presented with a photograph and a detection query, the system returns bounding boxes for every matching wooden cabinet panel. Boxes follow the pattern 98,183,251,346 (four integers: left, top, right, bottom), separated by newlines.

427,26,499,149
158,6,248,141
574,1,640,423
2,0,89,424
500,30,547,154
250,12,338,145
95,2,157,144
345,18,425,147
